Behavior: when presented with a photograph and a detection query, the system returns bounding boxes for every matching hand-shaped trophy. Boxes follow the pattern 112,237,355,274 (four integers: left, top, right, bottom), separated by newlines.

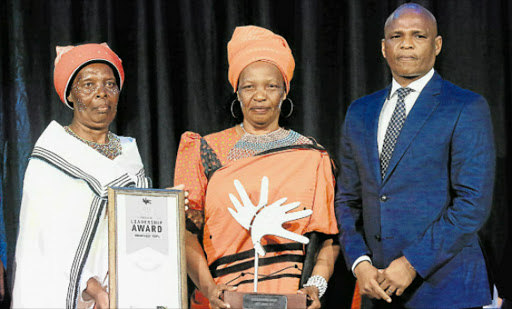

224,176,310,309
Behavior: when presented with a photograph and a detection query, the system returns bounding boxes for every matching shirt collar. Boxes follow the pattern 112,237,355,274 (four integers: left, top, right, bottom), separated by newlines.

388,68,435,99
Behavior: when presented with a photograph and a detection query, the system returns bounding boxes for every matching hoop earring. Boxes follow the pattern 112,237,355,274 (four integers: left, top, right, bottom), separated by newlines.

281,98,294,118
230,99,239,119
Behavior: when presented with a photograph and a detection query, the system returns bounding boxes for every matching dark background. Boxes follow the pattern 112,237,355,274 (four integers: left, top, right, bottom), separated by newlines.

1,0,510,306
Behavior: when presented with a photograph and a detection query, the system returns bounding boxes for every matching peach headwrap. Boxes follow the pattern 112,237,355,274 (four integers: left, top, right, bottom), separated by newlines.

227,26,295,93
53,43,124,109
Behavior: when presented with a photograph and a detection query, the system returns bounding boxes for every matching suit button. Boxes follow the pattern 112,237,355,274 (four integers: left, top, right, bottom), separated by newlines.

375,235,381,241
380,195,388,202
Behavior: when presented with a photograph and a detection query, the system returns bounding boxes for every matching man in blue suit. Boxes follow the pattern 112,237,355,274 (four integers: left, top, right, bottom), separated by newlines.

335,3,495,308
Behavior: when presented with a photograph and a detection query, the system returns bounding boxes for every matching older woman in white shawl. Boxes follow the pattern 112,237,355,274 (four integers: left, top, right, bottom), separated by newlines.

12,43,150,308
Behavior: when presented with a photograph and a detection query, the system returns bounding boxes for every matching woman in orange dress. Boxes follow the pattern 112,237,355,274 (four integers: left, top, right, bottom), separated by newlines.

175,26,339,309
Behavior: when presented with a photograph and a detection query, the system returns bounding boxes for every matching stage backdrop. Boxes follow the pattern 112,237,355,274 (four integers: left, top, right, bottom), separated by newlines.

1,0,510,306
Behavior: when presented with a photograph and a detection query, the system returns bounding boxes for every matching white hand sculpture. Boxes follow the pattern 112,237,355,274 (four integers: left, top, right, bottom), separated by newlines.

251,198,312,256
227,176,269,230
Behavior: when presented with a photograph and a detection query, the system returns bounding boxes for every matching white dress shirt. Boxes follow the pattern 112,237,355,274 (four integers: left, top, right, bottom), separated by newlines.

377,68,435,155
351,68,435,276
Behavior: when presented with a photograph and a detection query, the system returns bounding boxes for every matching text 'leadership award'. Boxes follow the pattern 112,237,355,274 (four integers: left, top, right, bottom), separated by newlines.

108,187,187,309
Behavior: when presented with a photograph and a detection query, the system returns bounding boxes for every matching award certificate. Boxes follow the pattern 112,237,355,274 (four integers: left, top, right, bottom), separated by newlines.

108,187,187,308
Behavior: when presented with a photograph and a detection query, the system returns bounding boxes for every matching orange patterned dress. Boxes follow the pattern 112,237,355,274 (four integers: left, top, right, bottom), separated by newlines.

175,127,339,308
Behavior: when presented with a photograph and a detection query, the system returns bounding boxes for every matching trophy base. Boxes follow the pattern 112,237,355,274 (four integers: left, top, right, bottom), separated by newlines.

224,291,307,309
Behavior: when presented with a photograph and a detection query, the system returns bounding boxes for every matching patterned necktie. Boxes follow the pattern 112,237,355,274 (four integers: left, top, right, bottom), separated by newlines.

380,87,414,179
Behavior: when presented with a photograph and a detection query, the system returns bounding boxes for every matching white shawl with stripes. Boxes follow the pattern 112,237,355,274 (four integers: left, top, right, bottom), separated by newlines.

12,121,150,308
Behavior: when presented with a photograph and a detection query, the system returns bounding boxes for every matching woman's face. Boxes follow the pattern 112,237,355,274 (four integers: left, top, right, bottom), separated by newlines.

237,61,286,129
67,63,120,130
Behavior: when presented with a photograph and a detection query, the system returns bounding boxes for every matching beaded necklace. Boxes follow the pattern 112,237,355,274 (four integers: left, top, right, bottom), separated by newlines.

227,123,311,161
239,123,289,143
64,126,122,160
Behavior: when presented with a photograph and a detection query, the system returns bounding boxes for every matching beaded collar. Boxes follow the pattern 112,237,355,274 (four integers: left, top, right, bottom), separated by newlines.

64,126,122,160
239,123,289,143
227,123,311,161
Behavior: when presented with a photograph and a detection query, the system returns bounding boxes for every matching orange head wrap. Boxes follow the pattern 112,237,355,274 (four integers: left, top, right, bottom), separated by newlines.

227,26,295,93
53,43,125,109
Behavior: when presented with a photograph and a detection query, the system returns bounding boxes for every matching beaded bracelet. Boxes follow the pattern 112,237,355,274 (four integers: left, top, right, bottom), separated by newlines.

303,275,328,298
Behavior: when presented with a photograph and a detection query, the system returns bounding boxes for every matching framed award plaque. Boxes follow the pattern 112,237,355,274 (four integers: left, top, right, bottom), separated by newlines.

108,187,187,308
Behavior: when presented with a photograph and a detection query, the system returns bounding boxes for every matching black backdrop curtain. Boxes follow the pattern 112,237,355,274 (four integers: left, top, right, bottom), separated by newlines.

1,0,511,305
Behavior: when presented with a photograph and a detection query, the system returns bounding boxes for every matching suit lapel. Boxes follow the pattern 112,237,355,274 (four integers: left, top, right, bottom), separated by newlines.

382,72,443,183
365,87,390,183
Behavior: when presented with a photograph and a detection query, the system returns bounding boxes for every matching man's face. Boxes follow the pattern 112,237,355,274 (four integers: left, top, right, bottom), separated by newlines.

381,8,442,86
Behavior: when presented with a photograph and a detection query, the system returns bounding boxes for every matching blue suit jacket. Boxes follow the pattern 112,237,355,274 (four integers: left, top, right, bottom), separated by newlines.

335,72,495,308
